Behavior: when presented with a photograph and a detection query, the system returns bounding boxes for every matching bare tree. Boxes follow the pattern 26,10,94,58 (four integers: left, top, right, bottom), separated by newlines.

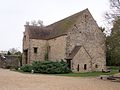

31,20,38,26
105,0,120,24
26,21,29,25
38,20,44,27
30,20,44,27
8,48,19,55
110,0,120,9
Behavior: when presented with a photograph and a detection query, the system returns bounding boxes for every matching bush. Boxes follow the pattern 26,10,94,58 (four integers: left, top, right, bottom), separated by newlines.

20,64,33,72
10,65,20,70
20,60,71,74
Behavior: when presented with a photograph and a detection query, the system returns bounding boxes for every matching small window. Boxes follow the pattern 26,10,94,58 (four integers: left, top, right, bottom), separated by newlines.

77,64,79,71
84,64,87,70
85,14,88,18
95,64,98,68
34,47,38,53
24,35,26,40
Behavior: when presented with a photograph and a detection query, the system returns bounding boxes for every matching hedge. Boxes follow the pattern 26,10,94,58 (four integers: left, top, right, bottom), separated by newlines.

20,60,71,74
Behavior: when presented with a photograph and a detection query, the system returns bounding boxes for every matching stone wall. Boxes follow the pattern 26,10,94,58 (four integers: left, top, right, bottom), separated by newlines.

48,35,67,61
22,29,30,65
72,47,92,72
29,39,47,63
22,10,106,72
66,10,106,71
23,29,29,50
0,55,20,68
23,35,67,64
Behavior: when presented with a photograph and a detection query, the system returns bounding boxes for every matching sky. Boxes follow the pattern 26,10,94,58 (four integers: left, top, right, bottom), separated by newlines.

0,0,109,52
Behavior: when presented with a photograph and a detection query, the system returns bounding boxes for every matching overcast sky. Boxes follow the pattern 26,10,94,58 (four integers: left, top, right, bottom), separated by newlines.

0,0,109,52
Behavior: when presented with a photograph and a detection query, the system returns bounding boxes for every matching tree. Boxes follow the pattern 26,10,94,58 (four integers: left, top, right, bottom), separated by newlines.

106,18,120,66
30,20,44,27
8,48,21,55
99,27,105,32
8,48,18,55
7,51,11,55
38,20,44,27
105,0,120,24
105,0,120,66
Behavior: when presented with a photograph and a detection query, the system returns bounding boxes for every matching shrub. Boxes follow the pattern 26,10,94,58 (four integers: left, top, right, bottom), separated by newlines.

20,60,71,74
20,64,33,72
32,60,71,74
10,65,20,70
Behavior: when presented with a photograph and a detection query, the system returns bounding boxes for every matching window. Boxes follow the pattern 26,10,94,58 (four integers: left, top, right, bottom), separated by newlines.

95,64,98,68
84,64,87,70
34,47,38,53
24,35,26,40
85,14,88,18
77,64,79,71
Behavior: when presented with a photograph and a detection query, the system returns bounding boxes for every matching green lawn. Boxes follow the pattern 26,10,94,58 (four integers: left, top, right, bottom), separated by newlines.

107,66,120,70
54,70,119,77
53,67,120,77
54,66,120,77
18,66,120,77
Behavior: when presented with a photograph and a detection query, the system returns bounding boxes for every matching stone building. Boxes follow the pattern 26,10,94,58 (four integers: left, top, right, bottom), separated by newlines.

22,9,106,72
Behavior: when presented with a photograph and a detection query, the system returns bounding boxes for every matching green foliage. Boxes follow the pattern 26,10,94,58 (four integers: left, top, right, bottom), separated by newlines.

7,51,11,55
54,66,120,77
32,60,71,74
14,51,22,55
20,64,33,72
54,70,118,77
108,66,120,70
20,60,71,74
106,18,120,66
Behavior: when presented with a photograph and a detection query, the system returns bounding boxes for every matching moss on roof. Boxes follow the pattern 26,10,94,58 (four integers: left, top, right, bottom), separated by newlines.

46,9,88,37
25,9,89,39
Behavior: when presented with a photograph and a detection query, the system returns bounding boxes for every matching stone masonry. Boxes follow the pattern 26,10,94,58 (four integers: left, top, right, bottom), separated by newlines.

22,9,106,72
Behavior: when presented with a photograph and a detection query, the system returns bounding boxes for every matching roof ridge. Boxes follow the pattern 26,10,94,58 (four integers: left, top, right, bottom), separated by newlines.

25,8,90,40
46,8,88,28
67,46,81,59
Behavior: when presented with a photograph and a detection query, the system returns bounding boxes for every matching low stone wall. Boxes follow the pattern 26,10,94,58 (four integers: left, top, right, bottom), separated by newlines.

0,55,21,68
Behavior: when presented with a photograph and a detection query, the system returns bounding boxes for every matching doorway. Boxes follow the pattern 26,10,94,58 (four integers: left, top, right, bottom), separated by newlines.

66,59,72,70
84,64,87,70
24,49,28,64
77,64,79,71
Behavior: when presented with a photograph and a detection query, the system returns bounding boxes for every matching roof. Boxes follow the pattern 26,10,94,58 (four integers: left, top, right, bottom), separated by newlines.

25,8,89,40
66,46,81,59
26,26,50,39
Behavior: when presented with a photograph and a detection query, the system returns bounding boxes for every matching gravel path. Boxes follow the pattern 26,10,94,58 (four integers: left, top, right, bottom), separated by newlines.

0,68,120,90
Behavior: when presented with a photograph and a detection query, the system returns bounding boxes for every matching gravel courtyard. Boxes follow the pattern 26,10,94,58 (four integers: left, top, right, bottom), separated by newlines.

0,69,120,90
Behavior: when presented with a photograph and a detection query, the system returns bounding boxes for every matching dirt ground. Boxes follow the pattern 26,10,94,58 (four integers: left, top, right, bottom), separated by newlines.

0,69,120,90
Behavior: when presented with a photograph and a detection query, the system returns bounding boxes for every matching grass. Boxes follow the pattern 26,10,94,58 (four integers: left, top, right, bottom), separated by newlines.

107,66,120,70
54,70,118,77
53,66,120,77
16,66,120,77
